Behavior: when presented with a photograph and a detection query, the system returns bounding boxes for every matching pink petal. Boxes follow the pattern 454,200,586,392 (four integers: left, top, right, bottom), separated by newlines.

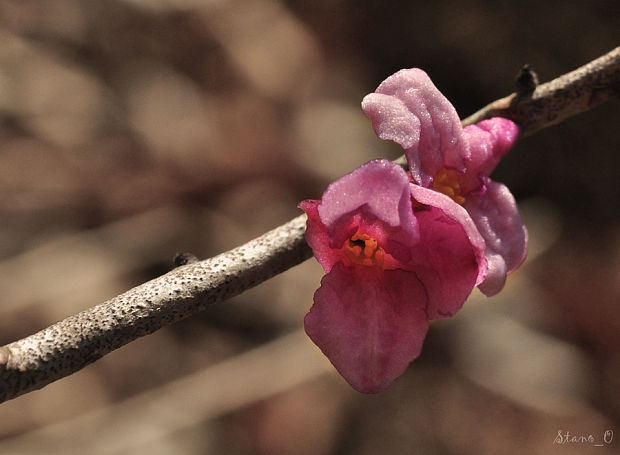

464,179,528,296
360,92,421,154
409,185,486,317
305,263,429,393
362,69,466,186
299,199,342,272
318,159,419,249
460,118,520,194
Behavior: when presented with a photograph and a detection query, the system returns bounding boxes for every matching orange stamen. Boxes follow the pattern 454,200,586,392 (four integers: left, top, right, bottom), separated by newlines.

344,232,385,267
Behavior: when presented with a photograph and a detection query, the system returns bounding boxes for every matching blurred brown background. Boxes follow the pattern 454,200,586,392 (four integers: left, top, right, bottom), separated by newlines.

0,0,618,454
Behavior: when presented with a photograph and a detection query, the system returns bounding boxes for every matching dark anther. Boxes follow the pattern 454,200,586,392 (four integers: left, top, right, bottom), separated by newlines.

515,64,538,96
173,252,199,267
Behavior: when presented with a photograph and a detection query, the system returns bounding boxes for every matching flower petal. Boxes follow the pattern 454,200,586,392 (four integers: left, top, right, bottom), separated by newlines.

464,179,528,296
305,263,429,393
409,185,486,318
460,118,520,194
298,199,341,272
318,159,419,248
361,92,421,151
362,69,466,186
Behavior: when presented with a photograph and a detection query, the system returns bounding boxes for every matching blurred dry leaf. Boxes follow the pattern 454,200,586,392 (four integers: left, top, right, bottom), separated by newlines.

0,331,339,455
201,0,322,100
121,61,215,165
0,30,108,149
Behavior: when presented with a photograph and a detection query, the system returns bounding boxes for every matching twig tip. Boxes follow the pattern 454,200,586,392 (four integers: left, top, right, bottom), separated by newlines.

173,252,199,267
515,64,539,96
0,347,10,367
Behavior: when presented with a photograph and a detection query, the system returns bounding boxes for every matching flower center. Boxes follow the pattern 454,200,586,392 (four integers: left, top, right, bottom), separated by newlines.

343,232,385,267
433,168,466,204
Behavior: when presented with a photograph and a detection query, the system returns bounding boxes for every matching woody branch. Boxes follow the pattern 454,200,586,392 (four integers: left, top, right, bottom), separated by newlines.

0,46,618,404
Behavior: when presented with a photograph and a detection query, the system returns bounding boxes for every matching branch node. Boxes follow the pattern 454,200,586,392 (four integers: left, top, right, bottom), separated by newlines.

173,252,199,267
0,347,10,367
515,64,539,97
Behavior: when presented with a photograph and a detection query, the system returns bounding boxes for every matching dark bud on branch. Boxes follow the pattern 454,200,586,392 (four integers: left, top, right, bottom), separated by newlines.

515,64,539,97
173,252,199,267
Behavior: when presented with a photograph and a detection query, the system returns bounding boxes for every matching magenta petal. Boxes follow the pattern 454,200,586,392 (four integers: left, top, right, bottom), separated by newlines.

318,159,419,247
409,185,486,318
305,263,429,393
461,118,520,193
362,69,466,186
464,180,528,296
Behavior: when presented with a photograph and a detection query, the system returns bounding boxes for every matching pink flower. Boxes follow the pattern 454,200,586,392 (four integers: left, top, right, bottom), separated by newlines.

300,69,527,393
300,159,486,393
362,69,527,295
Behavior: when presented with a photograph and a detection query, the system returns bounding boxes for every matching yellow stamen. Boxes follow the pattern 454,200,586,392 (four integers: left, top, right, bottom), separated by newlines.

433,168,466,205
